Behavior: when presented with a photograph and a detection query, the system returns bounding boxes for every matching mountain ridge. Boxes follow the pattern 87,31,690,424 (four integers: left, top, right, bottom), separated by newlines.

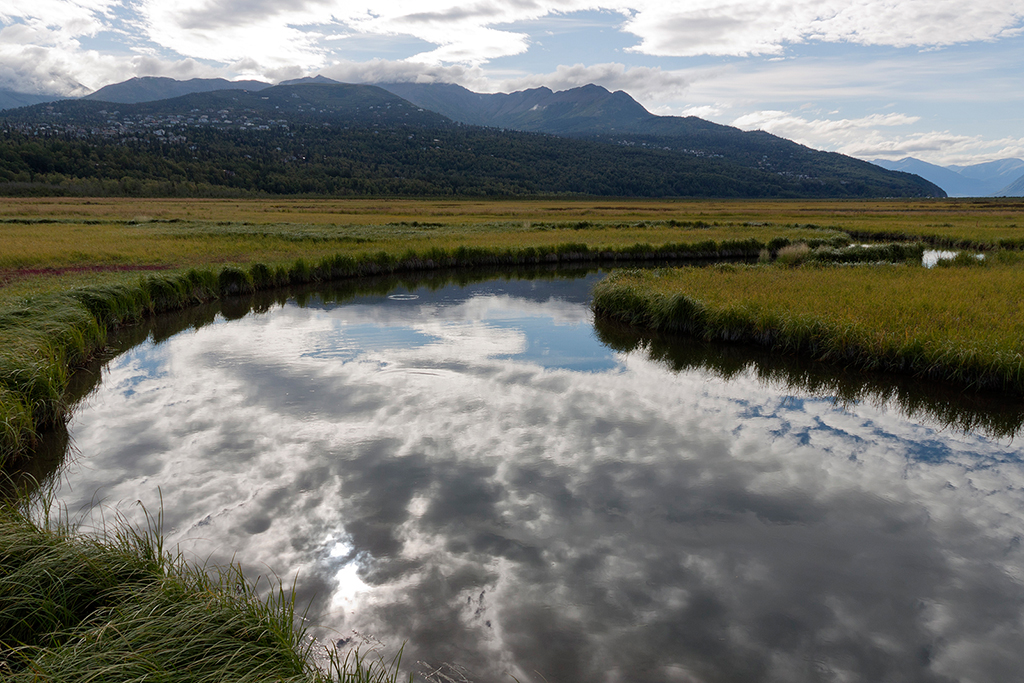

0,81,944,199
872,156,1024,197
84,76,273,104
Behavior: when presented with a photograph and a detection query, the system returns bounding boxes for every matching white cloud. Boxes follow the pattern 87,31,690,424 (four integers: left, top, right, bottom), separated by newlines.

677,103,726,118
497,62,690,101
730,108,1024,166
322,58,480,82
846,132,1024,167
8,0,1019,87
732,110,921,137
139,0,329,69
620,0,1024,57
0,0,117,39
320,58,690,105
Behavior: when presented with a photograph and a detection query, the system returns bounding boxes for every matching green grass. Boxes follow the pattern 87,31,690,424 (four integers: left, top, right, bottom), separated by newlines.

592,260,1024,394
0,499,408,682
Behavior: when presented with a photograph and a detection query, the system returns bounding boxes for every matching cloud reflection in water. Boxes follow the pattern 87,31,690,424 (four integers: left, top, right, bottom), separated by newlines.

61,276,1024,683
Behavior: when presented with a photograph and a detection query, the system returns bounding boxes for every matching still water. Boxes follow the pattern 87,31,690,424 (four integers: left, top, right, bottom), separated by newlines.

50,271,1024,683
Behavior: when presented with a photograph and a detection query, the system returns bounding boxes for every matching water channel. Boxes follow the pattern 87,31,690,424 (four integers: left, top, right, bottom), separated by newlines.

30,268,1024,682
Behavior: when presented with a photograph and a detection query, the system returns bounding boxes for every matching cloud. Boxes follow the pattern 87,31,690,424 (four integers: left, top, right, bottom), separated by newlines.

620,0,1024,57
320,59,491,89
0,30,234,93
138,0,329,68
321,58,690,105
497,62,690,100
0,0,118,39
676,103,726,118
124,0,1024,67
8,0,1024,90
2,0,1022,164
729,108,1024,165
732,110,921,137
847,132,1024,167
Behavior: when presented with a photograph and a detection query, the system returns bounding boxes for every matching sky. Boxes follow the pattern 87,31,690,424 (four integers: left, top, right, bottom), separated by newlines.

1,0,1022,166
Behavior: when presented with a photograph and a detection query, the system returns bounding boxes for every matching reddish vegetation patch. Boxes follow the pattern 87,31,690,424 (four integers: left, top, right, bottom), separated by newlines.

0,264,173,288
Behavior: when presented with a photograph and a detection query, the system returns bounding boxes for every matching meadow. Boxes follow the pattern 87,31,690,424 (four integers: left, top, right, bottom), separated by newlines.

1,196,1022,680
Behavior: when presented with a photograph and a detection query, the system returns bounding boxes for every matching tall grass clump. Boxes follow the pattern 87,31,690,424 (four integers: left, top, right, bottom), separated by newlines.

0,500,408,682
0,296,107,463
763,242,925,266
218,265,255,295
774,242,811,266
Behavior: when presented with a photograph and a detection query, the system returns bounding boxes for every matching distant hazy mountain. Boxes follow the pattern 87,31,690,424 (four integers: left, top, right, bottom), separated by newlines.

995,174,1024,197
84,76,272,104
872,157,1024,197
947,158,1024,183
0,89,63,111
955,159,1024,197
871,158,993,197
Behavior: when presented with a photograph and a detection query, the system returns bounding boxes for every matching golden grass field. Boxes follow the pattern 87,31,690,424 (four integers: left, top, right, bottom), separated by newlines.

2,196,1022,282
597,262,1024,352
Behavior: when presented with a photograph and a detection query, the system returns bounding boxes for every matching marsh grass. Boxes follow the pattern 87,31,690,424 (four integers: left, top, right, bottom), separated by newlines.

774,242,811,266
764,242,926,267
934,251,987,268
0,498,408,682
0,216,847,271
592,263,1024,393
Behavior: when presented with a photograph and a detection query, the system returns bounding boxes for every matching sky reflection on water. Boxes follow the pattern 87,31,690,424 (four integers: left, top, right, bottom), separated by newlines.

58,274,1024,683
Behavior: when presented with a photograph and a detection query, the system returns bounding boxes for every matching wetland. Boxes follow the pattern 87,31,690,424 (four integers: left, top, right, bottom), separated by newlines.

27,269,1024,683
3,198,1024,681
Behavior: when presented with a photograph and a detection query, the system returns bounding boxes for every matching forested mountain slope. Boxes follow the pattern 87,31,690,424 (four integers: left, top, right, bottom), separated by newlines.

0,83,944,198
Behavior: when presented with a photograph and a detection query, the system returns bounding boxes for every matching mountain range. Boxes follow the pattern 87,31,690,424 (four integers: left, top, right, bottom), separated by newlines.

871,157,1024,197
84,76,272,103
0,77,943,199
6,75,1021,196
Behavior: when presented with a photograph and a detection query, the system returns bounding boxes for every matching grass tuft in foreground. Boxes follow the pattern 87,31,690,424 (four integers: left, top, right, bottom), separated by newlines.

0,499,407,682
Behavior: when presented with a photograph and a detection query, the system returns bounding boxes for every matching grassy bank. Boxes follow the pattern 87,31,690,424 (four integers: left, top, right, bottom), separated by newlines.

592,259,1024,393
0,500,403,681
0,225,849,466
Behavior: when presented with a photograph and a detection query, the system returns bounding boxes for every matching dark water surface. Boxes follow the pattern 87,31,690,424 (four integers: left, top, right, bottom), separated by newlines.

50,271,1024,683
